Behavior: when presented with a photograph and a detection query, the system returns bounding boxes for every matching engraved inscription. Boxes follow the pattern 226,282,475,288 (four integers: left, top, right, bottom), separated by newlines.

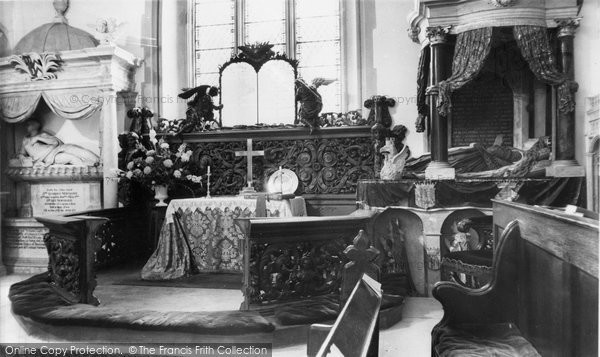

5,228,48,250
451,76,514,147
30,183,100,216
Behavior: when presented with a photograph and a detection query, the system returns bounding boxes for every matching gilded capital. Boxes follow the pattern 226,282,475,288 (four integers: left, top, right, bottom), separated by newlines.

555,18,581,38
426,26,451,45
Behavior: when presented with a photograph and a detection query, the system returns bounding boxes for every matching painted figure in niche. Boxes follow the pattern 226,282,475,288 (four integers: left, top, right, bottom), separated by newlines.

295,78,336,131
379,125,411,180
178,85,223,133
17,119,99,166
448,219,473,252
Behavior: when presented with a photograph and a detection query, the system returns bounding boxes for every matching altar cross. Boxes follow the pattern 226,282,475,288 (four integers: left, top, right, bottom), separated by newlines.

235,139,265,193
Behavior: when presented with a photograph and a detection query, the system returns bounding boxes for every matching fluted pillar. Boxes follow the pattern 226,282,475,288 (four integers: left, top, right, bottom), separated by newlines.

425,26,455,180
547,18,584,177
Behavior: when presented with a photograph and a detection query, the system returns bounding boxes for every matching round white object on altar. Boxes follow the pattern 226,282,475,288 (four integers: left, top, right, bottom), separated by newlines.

266,168,299,195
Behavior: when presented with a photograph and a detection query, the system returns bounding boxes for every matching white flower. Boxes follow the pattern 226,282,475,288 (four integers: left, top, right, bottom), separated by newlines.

126,161,134,170
160,142,170,149
163,159,173,168
146,150,156,156
133,168,142,176
126,171,133,179
181,154,190,162
173,170,182,178
149,129,157,139
145,156,154,164
151,137,158,145
186,175,192,180
143,166,152,175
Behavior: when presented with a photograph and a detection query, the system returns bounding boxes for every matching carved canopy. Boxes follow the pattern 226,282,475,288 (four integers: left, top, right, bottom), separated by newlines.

0,88,103,123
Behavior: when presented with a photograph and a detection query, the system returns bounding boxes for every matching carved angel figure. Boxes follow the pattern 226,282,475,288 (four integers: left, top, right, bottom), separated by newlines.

178,85,222,133
295,78,336,131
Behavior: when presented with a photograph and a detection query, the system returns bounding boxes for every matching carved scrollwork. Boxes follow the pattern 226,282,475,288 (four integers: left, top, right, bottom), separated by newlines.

247,239,347,304
44,233,80,299
190,137,375,196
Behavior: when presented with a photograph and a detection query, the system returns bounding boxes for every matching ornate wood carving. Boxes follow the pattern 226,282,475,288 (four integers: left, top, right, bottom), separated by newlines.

37,214,110,305
188,136,375,196
341,230,380,305
44,233,81,299
248,239,347,304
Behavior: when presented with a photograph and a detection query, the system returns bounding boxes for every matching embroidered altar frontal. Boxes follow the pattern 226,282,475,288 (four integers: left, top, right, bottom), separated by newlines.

142,197,299,279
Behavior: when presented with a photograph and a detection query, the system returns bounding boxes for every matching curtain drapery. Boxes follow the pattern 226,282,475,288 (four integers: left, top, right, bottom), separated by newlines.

431,27,493,118
415,45,430,132
0,93,44,123
513,25,577,114
0,89,103,123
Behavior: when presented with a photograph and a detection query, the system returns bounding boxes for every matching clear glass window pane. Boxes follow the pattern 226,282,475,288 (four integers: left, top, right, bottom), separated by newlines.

195,25,235,50
296,41,341,67
196,48,234,74
195,0,235,26
244,20,286,45
245,0,285,22
196,73,220,87
295,0,339,18
296,17,340,42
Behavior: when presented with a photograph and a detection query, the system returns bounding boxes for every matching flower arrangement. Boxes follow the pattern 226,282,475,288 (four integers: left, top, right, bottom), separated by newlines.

119,138,202,189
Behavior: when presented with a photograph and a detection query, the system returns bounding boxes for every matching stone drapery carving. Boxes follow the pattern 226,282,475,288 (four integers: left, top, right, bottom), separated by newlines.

429,27,493,117
513,25,578,114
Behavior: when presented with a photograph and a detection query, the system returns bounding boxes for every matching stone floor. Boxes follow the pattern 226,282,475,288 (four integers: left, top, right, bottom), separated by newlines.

0,271,442,356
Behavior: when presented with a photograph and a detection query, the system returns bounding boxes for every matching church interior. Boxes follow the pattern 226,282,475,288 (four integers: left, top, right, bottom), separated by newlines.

0,0,599,356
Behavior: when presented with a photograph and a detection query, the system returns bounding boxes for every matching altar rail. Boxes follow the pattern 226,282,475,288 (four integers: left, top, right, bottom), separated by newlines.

237,210,378,309
165,127,375,215
36,206,152,305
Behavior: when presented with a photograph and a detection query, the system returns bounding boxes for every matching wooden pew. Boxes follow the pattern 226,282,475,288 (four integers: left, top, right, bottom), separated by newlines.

307,273,382,357
431,200,599,357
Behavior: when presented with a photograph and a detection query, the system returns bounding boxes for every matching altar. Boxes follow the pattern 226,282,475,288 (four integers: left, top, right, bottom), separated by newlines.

141,196,306,280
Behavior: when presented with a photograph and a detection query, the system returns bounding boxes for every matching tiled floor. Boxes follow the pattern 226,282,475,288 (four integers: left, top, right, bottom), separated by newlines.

0,272,442,356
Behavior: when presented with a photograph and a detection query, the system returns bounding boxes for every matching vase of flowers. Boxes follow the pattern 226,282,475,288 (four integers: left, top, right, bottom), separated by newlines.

119,138,203,205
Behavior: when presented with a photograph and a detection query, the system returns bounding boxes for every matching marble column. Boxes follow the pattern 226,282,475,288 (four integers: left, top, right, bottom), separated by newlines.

101,90,119,208
425,26,455,180
547,18,584,177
